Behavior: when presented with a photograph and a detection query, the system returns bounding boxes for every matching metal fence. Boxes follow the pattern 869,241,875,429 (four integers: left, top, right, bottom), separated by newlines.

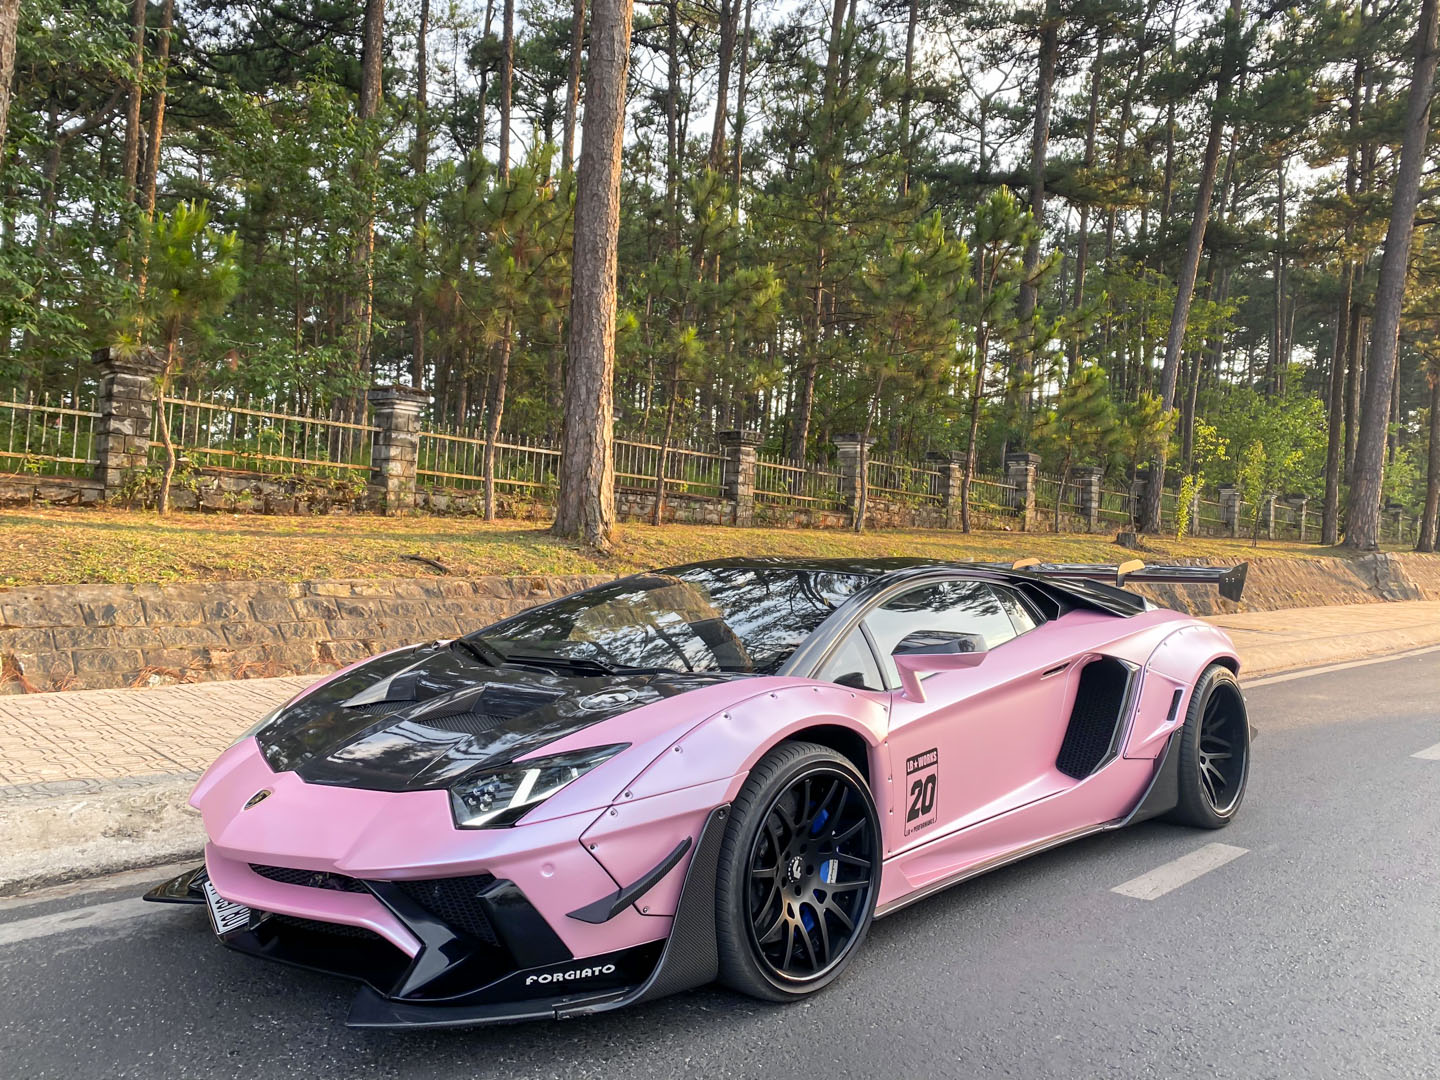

754,453,847,511
615,438,726,498
866,456,944,507
417,430,560,493
0,390,100,477
154,391,374,476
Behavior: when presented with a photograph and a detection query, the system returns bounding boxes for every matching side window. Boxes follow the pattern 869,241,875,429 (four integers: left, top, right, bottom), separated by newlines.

817,629,883,691
863,581,1022,687
993,586,1040,636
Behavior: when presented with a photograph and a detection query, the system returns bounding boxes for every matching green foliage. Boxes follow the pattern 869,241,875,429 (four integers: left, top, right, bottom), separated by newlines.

0,0,1433,523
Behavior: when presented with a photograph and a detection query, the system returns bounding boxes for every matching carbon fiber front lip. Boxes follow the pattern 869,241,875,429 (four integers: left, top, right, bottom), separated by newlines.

345,803,730,1028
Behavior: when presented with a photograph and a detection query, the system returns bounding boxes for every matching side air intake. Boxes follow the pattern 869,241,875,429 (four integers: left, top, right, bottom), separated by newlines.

1056,658,1133,779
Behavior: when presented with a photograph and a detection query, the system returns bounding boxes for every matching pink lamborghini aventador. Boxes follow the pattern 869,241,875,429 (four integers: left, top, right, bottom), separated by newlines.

145,557,1251,1028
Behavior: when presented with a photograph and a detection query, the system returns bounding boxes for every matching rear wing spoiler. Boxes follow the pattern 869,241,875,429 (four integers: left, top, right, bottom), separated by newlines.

1008,559,1248,603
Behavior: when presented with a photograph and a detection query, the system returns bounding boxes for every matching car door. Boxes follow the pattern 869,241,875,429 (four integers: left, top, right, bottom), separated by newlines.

864,579,1075,856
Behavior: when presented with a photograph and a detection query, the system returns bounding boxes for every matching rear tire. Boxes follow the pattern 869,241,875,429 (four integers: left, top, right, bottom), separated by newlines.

715,741,880,1002
1165,664,1250,829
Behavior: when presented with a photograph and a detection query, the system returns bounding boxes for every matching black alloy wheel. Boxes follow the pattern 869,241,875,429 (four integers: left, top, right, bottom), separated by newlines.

716,742,880,1000
1197,680,1248,814
1168,664,1250,829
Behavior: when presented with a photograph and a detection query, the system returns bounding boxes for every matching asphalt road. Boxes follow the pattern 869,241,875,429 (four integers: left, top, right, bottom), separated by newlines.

2,649,1438,1080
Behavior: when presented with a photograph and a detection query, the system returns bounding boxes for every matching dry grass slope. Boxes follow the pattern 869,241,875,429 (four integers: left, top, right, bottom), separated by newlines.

0,507,1375,587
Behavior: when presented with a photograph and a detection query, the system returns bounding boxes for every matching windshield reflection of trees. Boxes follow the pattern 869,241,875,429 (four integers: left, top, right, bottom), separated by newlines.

480,569,869,674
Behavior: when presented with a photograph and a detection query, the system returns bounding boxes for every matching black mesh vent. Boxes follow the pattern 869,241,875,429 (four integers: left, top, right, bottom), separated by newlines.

250,864,369,893
269,913,386,941
394,875,501,946
1056,658,1132,779
411,686,559,738
350,701,413,716
413,711,512,738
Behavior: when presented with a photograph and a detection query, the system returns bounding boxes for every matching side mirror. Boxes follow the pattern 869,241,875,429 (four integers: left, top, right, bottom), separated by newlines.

892,631,988,703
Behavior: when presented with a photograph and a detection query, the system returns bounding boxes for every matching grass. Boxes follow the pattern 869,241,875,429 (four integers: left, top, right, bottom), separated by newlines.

0,506,1373,587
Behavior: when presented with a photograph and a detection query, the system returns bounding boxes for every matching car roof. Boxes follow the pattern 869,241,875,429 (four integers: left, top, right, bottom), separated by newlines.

651,555,1150,619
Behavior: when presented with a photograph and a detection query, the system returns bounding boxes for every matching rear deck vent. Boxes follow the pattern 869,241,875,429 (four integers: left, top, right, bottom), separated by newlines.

1056,658,1132,779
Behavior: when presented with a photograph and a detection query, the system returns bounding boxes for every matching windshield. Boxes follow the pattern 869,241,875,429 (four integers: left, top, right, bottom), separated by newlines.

470,567,871,675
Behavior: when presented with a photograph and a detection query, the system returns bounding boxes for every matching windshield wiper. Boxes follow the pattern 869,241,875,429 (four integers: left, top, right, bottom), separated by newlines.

451,636,505,668
501,653,670,677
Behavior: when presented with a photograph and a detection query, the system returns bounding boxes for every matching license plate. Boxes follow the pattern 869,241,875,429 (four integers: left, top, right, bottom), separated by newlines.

203,880,253,937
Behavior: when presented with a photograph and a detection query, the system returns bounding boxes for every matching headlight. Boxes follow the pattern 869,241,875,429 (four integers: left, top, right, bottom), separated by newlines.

229,706,283,749
449,745,628,828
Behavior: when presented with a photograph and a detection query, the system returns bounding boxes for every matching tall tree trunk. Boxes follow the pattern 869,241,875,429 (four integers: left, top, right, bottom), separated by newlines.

1141,0,1241,533
1322,262,1353,544
729,0,752,202
651,361,681,525
1323,52,1364,544
1014,0,1059,440
1070,31,1105,355
553,0,632,550
134,0,174,297
499,0,514,181
156,337,178,516
121,0,146,204
1270,162,1288,396
412,0,430,389
0,0,19,161
562,0,586,173
898,0,919,197
1417,372,1440,552
789,0,848,462
140,0,174,221
1347,0,1439,550
348,0,385,383
665,0,679,244
483,319,512,521
708,0,737,171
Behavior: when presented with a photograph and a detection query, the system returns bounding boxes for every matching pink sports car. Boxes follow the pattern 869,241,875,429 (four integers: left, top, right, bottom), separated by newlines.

145,557,1252,1028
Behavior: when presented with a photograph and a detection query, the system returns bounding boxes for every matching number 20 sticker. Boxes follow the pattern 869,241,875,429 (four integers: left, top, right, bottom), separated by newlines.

904,748,939,836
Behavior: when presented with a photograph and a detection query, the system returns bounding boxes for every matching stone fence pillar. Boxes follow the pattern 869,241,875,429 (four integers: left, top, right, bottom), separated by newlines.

833,434,876,528
1129,467,1153,529
1263,493,1277,540
1004,452,1040,531
93,346,166,500
367,386,429,514
719,429,761,527
1218,485,1242,539
1070,465,1103,532
927,451,965,530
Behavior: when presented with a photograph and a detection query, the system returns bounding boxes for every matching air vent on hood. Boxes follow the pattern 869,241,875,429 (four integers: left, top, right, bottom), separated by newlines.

408,684,561,739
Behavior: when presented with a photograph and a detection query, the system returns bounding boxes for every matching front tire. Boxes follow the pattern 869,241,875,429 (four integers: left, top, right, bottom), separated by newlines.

715,741,880,1002
1166,664,1250,828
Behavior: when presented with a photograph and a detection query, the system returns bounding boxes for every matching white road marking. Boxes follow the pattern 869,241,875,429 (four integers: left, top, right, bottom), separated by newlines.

1412,742,1440,760
1245,643,1440,689
0,897,177,948
1111,843,1249,901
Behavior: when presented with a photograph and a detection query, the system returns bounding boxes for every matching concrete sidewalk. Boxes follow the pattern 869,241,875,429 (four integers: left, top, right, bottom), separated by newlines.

2,600,1439,893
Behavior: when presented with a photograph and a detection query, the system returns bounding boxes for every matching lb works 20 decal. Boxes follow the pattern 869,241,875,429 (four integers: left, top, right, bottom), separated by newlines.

524,962,618,987
904,748,939,836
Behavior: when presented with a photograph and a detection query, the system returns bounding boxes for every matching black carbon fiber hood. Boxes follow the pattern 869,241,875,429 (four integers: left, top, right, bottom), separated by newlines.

254,643,737,792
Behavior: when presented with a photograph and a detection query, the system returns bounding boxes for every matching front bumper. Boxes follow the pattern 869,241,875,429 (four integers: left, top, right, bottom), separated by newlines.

145,735,735,1027
147,805,728,1028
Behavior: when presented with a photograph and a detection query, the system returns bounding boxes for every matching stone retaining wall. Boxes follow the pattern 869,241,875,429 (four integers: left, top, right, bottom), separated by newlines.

0,575,611,693
2,554,1437,693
